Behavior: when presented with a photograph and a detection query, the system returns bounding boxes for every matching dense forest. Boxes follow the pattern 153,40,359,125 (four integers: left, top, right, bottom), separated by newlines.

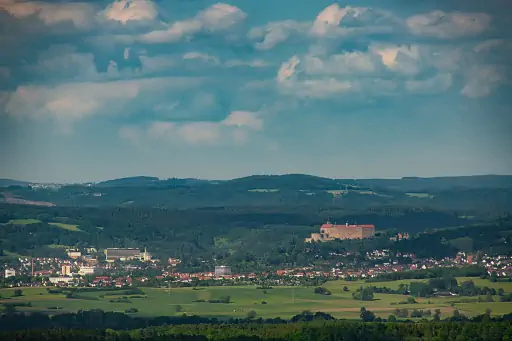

2,317,512,341
2,174,512,214
0,201,510,272
1,174,511,271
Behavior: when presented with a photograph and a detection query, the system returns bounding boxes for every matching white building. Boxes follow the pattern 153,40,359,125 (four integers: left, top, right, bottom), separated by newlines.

67,250,82,259
61,264,72,276
49,277,75,285
4,268,16,278
215,266,232,277
78,266,99,276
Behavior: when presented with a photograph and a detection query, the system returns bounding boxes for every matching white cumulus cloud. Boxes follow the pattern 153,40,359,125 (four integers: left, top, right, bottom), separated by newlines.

249,20,307,50
406,11,491,38
303,52,377,75
138,3,246,43
310,3,351,37
100,0,158,24
461,65,507,98
4,77,203,129
405,73,453,94
0,0,95,29
250,3,399,49
222,111,263,130
277,56,301,83
183,52,220,65
142,110,263,145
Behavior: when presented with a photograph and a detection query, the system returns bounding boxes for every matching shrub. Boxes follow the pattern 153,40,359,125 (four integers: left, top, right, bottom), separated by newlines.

246,310,257,319
407,297,417,304
109,299,132,303
314,287,332,295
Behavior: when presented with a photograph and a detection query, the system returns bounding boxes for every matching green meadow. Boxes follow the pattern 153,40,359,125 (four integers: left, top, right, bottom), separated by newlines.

326,189,391,197
405,192,435,199
8,219,42,225
48,222,81,232
1,278,511,320
7,219,81,232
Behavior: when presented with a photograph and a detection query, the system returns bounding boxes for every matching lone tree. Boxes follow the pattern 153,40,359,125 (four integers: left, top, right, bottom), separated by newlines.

352,287,374,301
12,289,23,297
360,307,376,322
246,310,257,319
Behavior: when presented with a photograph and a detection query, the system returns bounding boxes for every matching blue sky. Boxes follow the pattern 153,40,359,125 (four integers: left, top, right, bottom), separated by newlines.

0,0,511,183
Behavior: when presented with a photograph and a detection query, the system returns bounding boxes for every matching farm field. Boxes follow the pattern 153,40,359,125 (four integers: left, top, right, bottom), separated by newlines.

1,278,511,320
7,219,42,225
48,222,81,232
6,219,81,232
405,193,435,199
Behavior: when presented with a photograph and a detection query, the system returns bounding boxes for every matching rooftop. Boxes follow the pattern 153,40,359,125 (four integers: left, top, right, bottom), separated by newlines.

321,223,375,229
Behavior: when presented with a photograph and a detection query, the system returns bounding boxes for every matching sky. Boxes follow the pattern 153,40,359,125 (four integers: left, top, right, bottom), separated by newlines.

0,0,511,183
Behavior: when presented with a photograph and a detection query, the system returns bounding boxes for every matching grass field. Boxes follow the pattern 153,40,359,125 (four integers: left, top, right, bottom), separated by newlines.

8,219,42,225
7,219,81,232
1,278,511,320
326,190,391,197
406,193,435,199
48,222,81,232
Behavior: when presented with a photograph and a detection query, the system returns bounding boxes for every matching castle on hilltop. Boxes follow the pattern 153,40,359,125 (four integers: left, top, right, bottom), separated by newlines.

305,220,375,242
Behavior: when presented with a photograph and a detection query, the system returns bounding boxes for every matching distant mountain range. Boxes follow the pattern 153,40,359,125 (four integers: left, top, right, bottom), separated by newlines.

3,174,512,192
0,179,32,187
92,174,512,191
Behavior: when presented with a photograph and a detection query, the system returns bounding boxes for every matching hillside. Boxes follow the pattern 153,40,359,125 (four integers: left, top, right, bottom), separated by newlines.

1,175,511,217
356,175,512,192
0,179,32,187
96,176,161,187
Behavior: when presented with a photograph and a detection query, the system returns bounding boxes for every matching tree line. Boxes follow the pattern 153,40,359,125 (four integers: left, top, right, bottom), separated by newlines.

2,319,512,341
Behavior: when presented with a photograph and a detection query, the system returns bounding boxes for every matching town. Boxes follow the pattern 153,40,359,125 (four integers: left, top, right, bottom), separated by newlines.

2,245,511,288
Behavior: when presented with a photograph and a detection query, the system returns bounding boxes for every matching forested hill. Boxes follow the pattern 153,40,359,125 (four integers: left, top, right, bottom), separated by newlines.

95,174,512,191
5,174,512,191
0,179,31,187
1,174,511,213
96,176,160,187
356,175,512,192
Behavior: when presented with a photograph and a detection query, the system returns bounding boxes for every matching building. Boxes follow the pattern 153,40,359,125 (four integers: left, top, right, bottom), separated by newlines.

67,250,82,259
104,248,145,262
305,221,375,242
4,268,16,278
78,266,100,276
141,248,152,262
168,258,181,266
83,255,98,265
61,264,72,276
390,232,410,241
49,277,75,285
215,266,232,277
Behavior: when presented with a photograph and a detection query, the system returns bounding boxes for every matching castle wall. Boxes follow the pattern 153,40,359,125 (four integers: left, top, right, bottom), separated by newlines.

361,226,375,238
308,224,375,242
